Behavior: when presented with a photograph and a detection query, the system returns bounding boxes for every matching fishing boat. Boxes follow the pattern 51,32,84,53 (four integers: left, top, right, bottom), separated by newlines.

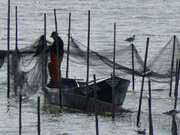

43,76,130,114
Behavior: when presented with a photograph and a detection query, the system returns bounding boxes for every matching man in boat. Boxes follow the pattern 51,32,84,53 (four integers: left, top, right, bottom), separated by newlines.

47,31,64,88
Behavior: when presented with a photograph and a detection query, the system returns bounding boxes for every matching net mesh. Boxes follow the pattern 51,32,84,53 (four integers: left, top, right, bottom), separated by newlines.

0,35,179,97
148,36,180,82
0,36,49,97
69,36,180,82
69,38,144,79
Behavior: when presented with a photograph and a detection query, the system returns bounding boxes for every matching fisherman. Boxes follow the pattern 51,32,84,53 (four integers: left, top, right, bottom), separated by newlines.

47,31,64,88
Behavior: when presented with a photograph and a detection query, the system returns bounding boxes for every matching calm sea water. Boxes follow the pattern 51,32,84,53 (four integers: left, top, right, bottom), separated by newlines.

0,0,180,134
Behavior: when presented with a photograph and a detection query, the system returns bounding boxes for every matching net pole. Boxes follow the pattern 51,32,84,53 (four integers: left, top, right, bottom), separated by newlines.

54,9,60,78
15,6,18,51
7,0,11,98
37,96,41,135
66,13,71,78
131,44,135,92
14,6,18,95
19,95,22,135
93,74,99,135
171,115,178,135
54,9,60,80
174,59,179,110
137,37,150,127
42,13,47,89
112,22,116,120
86,10,90,84
169,35,176,97
113,24,116,77
53,9,62,107
54,9,58,32
148,78,154,135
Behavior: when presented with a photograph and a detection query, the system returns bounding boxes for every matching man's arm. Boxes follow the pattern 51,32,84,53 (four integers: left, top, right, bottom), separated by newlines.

47,40,52,44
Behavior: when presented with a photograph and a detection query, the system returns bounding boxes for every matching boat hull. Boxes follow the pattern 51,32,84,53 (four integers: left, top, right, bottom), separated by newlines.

43,77,130,113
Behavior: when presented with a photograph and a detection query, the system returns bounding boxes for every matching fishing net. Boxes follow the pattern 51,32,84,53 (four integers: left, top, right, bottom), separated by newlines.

69,36,180,83
148,36,180,82
68,37,144,80
0,35,179,97
0,36,49,97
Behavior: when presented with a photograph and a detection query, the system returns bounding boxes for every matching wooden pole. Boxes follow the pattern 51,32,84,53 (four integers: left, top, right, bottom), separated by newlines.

54,9,58,32
169,35,176,97
113,24,116,76
37,96,41,135
19,95,22,135
66,13,71,78
15,6,18,51
171,115,178,135
174,59,179,110
44,14,48,85
53,9,60,82
131,44,135,92
137,37,150,127
42,13,47,88
93,74,99,135
112,23,116,120
14,6,18,95
148,79,153,135
86,10,90,84
55,10,62,107
53,9,62,106
7,0,11,98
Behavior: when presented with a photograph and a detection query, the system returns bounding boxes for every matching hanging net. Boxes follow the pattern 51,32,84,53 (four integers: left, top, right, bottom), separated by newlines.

148,36,180,82
0,35,179,97
69,36,180,83
68,37,144,80
0,36,49,97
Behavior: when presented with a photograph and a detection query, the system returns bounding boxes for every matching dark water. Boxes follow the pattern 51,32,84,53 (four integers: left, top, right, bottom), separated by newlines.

0,0,180,134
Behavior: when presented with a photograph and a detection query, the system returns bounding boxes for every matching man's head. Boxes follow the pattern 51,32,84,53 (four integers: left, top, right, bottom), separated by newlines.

40,35,45,41
50,31,58,39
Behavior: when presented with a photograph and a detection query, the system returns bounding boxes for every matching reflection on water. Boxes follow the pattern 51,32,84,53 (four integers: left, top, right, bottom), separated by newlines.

0,92,180,135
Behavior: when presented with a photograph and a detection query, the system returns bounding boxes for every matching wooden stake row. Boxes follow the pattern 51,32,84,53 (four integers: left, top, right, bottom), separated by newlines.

7,6,136,108
6,3,179,135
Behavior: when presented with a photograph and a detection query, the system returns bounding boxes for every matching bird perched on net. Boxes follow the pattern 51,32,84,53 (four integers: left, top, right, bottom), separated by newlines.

125,35,135,43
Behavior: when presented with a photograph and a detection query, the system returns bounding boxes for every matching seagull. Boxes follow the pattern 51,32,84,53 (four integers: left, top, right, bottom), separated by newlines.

125,35,135,42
